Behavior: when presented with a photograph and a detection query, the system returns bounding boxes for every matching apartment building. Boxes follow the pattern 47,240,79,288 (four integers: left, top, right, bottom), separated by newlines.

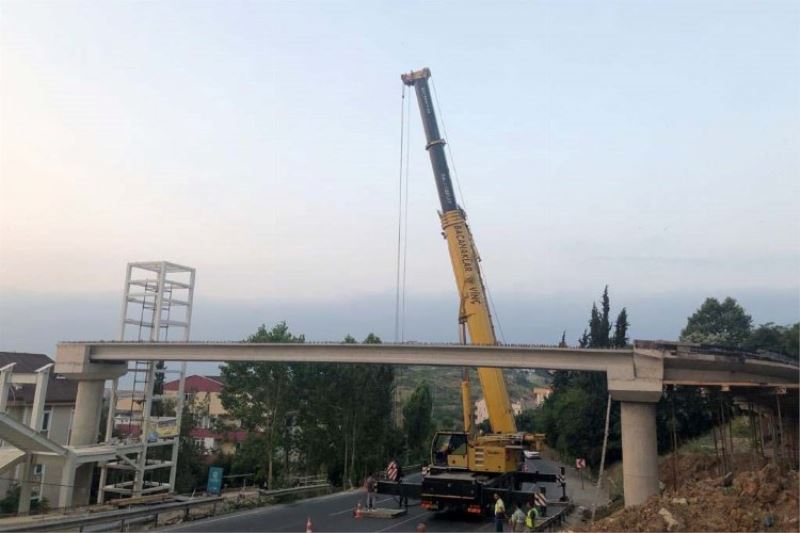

163,375,245,455
0,352,78,507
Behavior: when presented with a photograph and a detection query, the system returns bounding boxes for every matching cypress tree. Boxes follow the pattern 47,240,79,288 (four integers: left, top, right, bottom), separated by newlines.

598,286,611,347
612,308,629,348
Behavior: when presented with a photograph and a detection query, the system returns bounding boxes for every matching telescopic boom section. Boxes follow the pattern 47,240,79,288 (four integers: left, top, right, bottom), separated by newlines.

401,68,457,213
402,68,516,434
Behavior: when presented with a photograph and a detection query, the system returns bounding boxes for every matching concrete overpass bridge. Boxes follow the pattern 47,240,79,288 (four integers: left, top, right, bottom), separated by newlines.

50,338,798,508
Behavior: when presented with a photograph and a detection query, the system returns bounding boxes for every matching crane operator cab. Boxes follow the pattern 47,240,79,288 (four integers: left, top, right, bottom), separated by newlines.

431,431,469,469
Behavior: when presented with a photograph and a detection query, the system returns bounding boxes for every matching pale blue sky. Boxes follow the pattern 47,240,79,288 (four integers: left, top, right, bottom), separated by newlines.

1,1,798,355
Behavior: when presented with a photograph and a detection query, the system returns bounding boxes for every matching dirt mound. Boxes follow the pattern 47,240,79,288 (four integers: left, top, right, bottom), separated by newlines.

587,455,799,532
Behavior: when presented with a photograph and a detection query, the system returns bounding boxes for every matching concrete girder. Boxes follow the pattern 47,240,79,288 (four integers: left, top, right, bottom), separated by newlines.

68,341,630,371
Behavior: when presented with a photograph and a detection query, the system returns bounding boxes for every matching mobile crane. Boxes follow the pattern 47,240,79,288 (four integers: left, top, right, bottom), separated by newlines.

378,68,553,515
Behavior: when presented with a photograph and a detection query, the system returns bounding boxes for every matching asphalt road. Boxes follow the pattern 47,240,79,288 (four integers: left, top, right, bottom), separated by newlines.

164,459,562,533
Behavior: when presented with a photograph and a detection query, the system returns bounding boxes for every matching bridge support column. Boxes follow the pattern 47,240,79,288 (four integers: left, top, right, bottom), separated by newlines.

69,380,105,506
620,401,659,507
55,344,127,508
71,380,105,446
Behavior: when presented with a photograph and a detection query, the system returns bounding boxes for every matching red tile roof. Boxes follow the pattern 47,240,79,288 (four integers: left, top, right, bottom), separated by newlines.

164,375,223,393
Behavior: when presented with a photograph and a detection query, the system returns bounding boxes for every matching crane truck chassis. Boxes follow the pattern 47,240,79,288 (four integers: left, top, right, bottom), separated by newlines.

378,466,562,516
377,68,566,518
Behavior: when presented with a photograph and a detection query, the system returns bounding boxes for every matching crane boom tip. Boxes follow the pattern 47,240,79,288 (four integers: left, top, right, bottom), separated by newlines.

401,67,431,85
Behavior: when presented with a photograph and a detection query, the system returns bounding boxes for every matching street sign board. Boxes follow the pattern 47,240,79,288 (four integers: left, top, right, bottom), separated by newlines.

207,466,224,495
576,458,586,469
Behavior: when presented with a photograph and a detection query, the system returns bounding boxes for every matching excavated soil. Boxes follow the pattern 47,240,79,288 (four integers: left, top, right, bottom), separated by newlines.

586,454,799,532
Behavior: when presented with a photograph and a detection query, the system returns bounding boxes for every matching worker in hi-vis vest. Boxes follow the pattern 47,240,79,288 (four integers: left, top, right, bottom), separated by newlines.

493,493,506,532
525,502,540,532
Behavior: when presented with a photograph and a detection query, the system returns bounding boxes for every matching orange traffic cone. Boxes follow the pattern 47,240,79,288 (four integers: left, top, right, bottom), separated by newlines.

354,501,363,519
306,517,313,533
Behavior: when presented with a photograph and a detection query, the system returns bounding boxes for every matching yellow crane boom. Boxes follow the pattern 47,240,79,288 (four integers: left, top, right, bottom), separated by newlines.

401,67,516,435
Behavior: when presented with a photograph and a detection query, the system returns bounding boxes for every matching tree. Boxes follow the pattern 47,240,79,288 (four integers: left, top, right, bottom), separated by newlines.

403,383,433,463
292,332,396,488
174,400,207,493
220,321,304,489
744,322,799,360
598,286,611,347
363,333,382,344
541,287,625,468
152,361,167,417
680,297,752,347
515,408,543,434
612,308,629,348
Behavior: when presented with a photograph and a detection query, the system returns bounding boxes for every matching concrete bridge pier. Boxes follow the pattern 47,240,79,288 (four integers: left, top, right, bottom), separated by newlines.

70,380,106,505
55,345,126,507
619,400,659,506
609,348,664,508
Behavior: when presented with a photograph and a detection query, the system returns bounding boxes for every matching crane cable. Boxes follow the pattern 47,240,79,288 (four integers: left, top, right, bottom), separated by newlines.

394,85,406,344
394,84,412,344
394,84,413,429
430,77,507,344
400,88,412,343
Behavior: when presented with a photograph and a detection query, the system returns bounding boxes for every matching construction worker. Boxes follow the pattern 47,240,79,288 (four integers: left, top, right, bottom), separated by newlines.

509,502,526,532
395,461,408,509
365,474,377,510
493,493,506,532
524,501,540,532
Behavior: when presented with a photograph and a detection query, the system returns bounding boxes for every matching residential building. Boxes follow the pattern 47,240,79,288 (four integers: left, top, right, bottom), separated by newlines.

163,375,245,455
474,398,522,425
532,386,552,408
113,389,144,439
0,352,77,507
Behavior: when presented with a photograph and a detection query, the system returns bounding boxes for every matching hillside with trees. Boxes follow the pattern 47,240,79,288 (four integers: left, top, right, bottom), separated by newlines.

537,290,798,474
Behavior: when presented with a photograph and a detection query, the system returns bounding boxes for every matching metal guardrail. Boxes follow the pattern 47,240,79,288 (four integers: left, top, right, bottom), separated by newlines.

258,483,331,498
0,496,223,532
287,475,328,487
0,484,332,532
534,502,573,532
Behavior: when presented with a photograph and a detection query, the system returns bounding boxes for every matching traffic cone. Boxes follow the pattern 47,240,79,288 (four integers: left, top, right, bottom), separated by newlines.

354,501,363,519
306,517,313,533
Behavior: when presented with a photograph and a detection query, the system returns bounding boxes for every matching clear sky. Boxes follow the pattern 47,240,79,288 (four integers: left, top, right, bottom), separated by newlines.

1,1,798,355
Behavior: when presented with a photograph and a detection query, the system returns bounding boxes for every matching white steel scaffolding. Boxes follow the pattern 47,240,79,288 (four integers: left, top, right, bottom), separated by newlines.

98,262,194,502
